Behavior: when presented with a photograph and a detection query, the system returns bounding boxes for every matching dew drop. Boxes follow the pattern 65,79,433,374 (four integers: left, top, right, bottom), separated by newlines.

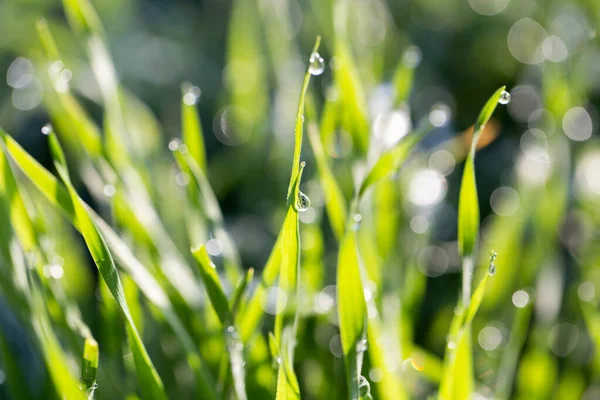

448,341,456,350
488,263,496,276
297,191,311,212
41,123,53,135
358,375,371,397
308,52,325,76
489,250,497,262
499,90,511,105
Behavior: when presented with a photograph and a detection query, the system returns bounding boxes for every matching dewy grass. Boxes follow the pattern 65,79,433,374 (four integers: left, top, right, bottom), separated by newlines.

0,0,597,399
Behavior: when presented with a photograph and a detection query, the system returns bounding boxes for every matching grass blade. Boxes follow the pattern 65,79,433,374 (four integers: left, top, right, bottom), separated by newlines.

337,229,366,399
458,86,506,305
81,337,99,394
191,245,233,327
181,84,207,172
440,254,496,399
46,129,168,399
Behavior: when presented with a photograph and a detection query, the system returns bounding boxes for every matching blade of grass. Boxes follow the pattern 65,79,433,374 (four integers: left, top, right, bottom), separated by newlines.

46,129,168,400
439,255,496,399
81,337,99,393
191,245,234,327
337,228,366,400
458,86,506,306
181,84,207,172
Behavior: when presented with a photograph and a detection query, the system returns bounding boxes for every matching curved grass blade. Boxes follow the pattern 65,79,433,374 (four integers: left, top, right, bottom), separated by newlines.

46,130,167,400
1,103,217,400
191,245,233,327
286,36,321,200
359,119,433,198
238,37,321,344
181,84,207,172
192,246,248,400
36,19,103,159
458,86,506,305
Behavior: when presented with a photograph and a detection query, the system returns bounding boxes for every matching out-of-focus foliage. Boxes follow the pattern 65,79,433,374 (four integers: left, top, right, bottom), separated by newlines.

0,0,599,399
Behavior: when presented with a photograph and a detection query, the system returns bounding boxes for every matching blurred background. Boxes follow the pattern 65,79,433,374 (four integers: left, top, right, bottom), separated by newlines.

0,0,599,399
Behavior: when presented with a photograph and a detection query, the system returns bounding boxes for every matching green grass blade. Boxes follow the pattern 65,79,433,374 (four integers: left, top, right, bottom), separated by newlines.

458,86,506,306
181,84,207,172
81,337,99,392
305,97,347,241
458,86,506,259
392,46,419,107
47,131,167,400
337,229,366,399
36,19,103,159
359,119,433,198
61,0,103,37
286,36,321,200
440,259,495,399
191,245,233,326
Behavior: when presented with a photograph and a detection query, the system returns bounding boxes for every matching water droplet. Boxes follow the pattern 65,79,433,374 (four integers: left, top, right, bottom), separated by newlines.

168,139,180,151
356,339,368,353
499,90,511,105
489,250,497,262
86,382,98,399
488,263,496,276
41,123,53,135
448,341,456,350
308,52,325,76
358,375,371,397
296,191,310,212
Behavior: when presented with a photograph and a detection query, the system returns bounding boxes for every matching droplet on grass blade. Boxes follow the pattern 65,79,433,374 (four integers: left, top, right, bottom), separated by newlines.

498,90,511,105
296,191,311,212
308,52,325,75
358,375,371,397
